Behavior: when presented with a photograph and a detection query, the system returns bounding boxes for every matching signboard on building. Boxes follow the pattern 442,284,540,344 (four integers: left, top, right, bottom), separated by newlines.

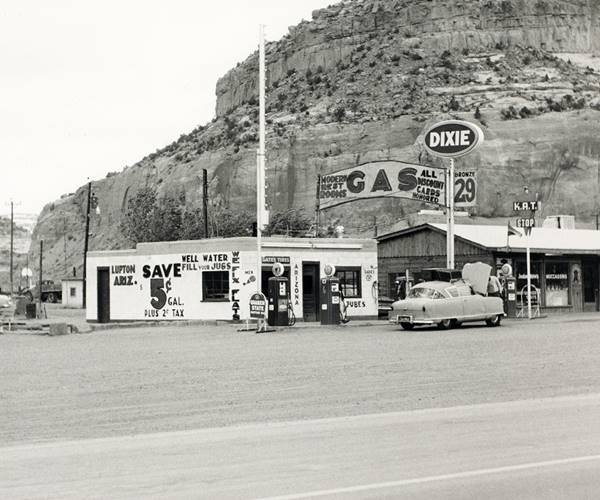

262,256,290,264
422,120,484,158
318,160,446,210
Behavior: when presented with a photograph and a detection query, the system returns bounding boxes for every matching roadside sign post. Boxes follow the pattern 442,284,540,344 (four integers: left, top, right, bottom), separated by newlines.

250,293,267,332
448,158,455,269
423,120,484,269
512,198,540,320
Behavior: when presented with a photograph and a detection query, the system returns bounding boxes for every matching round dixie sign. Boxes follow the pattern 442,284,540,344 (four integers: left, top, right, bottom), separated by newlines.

423,120,484,158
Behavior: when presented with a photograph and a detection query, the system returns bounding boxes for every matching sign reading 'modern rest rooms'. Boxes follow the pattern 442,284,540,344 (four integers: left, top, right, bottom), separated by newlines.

318,160,446,210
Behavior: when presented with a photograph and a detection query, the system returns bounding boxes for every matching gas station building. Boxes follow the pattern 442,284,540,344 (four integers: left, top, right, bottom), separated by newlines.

377,223,600,314
85,237,378,323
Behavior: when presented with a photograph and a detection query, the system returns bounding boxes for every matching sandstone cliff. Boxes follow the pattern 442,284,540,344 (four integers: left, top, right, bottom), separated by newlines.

29,0,600,280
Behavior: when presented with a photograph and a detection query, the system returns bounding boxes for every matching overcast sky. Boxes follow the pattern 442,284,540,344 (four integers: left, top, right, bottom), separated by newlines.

0,0,335,216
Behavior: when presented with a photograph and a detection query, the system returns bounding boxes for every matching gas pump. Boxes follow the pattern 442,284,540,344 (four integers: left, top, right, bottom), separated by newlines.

502,263,517,318
320,264,340,325
267,263,289,326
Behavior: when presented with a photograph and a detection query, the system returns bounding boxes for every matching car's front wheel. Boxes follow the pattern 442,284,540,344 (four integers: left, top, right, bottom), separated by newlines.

485,314,502,327
400,322,414,330
437,319,452,330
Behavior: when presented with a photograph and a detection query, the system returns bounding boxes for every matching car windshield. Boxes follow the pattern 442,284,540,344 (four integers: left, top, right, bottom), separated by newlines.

408,287,437,299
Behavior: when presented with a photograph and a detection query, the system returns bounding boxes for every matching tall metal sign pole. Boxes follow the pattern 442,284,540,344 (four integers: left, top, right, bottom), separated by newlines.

256,24,266,331
422,120,484,269
513,199,539,320
448,158,455,269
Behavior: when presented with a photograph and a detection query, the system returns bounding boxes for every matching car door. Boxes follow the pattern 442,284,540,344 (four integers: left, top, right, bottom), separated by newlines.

463,293,487,319
437,286,465,320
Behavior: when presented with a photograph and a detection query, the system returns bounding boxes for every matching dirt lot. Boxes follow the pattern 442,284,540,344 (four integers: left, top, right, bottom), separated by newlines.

2,316,600,446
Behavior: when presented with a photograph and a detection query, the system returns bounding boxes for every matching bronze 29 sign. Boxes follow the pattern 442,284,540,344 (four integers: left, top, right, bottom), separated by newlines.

423,120,484,158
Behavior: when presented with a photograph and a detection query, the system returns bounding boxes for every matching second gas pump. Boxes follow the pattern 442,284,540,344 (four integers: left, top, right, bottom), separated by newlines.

267,262,290,326
320,264,341,325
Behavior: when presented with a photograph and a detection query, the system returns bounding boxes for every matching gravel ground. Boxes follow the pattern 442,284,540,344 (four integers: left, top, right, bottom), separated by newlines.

2,316,600,446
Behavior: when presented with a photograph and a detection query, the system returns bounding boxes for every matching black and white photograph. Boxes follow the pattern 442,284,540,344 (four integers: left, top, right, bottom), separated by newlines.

2,0,600,498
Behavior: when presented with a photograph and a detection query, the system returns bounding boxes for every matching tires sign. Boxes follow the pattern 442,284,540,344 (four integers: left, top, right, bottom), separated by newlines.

423,120,484,158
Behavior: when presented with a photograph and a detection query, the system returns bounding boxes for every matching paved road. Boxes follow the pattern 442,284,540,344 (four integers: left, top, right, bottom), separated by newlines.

3,393,600,499
3,316,600,498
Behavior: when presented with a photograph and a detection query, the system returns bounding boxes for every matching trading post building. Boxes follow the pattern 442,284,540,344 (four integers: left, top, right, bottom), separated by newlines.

86,237,378,323
378,223,600,314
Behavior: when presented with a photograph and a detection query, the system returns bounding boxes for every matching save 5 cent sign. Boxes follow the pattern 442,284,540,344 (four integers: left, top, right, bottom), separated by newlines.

423,120,484,158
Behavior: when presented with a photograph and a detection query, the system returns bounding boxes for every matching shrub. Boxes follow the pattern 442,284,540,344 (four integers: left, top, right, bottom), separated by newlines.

333,106,346,121
519,106,532,118
500,105,519,120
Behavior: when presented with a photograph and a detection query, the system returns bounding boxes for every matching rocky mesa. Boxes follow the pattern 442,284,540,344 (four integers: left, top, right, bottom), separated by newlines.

29,0,600,280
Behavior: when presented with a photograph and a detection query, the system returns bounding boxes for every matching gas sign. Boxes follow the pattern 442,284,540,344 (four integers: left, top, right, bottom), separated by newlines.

318,160,446,209
423,120,484,158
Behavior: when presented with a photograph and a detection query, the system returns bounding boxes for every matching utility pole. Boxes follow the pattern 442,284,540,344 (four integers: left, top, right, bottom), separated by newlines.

38,240,43,316
82,181,92,309
315,174,321,237
202,169,209,238
63,216,68,277
10,201,14,295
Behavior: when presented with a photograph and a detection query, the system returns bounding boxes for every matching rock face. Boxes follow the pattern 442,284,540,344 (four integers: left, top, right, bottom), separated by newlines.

29,0,600,281
217,0,600,115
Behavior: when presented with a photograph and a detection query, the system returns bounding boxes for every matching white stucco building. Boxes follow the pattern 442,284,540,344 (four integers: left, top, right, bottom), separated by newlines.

86,237,378,323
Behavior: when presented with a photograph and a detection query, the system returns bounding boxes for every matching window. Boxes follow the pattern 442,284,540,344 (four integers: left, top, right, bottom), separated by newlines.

408,287,436,299
202,271,230,301
335,267,361,298
545,262,569,306
515,259,541,306
70,287,76,297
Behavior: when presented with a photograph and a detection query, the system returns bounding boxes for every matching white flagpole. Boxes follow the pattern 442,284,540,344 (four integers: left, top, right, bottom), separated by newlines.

256,24,266,329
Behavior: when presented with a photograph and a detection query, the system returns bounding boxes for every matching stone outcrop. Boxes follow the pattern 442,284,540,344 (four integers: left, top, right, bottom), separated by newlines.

217,0,599,116
29,0,600,281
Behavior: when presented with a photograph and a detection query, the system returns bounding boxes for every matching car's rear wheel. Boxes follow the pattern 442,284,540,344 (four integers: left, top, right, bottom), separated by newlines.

400,322,414,330
485,314,502,327
47,293,57,303
437,319,452,330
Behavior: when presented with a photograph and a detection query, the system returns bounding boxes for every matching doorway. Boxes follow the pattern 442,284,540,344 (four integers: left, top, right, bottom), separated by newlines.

97,267,110,323
582,258,599,312
302,262,320,322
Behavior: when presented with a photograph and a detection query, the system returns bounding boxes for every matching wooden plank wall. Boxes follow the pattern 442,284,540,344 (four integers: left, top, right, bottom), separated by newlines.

377,229,494,298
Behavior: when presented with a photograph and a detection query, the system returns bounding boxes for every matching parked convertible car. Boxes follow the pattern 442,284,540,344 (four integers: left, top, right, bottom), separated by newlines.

390,280,504,330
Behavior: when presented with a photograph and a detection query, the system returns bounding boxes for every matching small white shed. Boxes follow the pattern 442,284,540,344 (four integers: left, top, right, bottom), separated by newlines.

62,278,84,308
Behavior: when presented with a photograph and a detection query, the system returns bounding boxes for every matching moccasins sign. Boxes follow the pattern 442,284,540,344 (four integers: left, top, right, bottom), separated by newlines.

423,120,484,158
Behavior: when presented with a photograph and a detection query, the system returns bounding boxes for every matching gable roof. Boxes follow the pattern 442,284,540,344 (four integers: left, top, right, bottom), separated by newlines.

378,223,600,255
